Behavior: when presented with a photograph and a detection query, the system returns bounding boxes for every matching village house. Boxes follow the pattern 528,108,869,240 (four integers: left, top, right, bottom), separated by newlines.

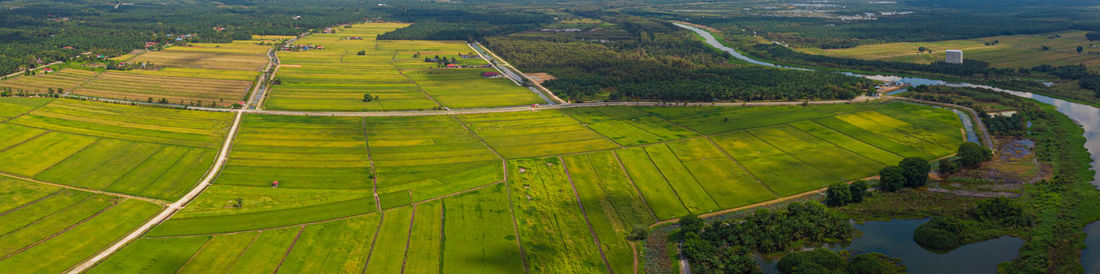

481,71,501,78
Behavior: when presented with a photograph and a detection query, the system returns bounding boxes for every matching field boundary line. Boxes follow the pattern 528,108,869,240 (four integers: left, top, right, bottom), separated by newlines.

221,231,261,274
360,210,387,274
398,205,416,274
744,129,845,184
610,151,661,221
0,198,119,261
361,118,382,212
101,145,168,192
143,211,382,238
34,138,102,179
411,180,502,206
704,136,780,197
272,226,304,273
392,50,443,108
9,122,223,150
0,172,169,206
67,109,245,273
0,194,95,239
640,146,693,214
501,165,530,273
665,142,723,209
789,124,897,166
132,147,194,197
0,190,62,217
0,130,50,154
560,109,626,148
174,237,213,274
437,200,446,272
0,97,53,124
559,156,615,273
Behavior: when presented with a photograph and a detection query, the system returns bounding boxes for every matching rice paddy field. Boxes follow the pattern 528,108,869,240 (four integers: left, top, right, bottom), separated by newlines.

797,30,1100,69
0,97,233,272
0,37,275,107
263,23,543,111
0,95,967,272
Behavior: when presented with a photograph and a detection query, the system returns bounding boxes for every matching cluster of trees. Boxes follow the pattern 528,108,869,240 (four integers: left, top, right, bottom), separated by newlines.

939,142,992,174
484,15,873,102
879,157,932,192
1087,31,1100,41
824,181,868,207
375,8,551,41
983,113,1025,136
0,0,388,75
777,249,905,274
676,202,852,273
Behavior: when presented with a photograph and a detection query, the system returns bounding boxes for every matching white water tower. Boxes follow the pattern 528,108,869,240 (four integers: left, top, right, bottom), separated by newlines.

945,50,964,64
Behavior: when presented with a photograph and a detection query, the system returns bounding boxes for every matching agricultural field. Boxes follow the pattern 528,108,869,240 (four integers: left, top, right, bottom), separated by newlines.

0,177,162,273
0,68,99,93
264,22,543,111
0,98,232,200
365,115,502,202
29,100,964,273
0,37,275,107
797,30,1100,69
457,109,621,158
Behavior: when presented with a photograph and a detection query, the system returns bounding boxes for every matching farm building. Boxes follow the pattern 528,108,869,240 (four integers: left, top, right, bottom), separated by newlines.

482,71,501,78
446,64,459,68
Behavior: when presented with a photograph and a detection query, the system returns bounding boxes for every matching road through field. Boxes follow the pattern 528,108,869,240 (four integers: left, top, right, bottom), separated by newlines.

66,109,245,273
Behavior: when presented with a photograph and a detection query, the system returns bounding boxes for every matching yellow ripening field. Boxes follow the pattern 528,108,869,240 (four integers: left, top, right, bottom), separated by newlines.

265,22,543,111
797,30,1100,69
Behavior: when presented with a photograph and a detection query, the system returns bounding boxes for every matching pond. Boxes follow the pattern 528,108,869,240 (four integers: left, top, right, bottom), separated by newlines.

754,219,1025,274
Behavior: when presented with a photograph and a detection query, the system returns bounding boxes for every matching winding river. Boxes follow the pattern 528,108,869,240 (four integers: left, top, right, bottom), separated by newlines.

674,22,1100,272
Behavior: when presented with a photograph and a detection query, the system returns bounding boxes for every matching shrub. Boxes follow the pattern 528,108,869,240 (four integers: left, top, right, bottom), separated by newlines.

878,166,905,192
912,216,965,251
976,198,1030,227
899,157,931,188
825,182,852,207
849,180,868,203
957,142,992,168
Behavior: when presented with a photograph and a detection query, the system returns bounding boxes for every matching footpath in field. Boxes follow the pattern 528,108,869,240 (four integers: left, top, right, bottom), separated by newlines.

85,98,967,273
0,97,234,272
263,23,543,111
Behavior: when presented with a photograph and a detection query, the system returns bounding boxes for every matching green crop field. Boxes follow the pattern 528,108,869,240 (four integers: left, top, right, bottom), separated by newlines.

797,30,1100,69
264,22,544,111
0,98,231,200
13,98,965,273
457,110,621,158
0,177,161,273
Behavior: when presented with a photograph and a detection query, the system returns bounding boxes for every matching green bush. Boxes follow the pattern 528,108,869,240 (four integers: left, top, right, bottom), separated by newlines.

878,166,905,192
825,182,852,207
957,142,992,168
899,157,930,188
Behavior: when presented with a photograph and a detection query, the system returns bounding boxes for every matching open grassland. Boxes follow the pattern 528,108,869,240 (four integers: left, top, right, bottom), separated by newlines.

266,22,543,111
0,99,230,200
366,115,502,202
0,178,161,273
797,30,1100,69
509,158,608,273
458,110,620,158
0,68,98,93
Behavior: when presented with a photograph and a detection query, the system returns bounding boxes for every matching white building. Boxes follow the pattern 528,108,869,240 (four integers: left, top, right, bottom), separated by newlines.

945,50,964,64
